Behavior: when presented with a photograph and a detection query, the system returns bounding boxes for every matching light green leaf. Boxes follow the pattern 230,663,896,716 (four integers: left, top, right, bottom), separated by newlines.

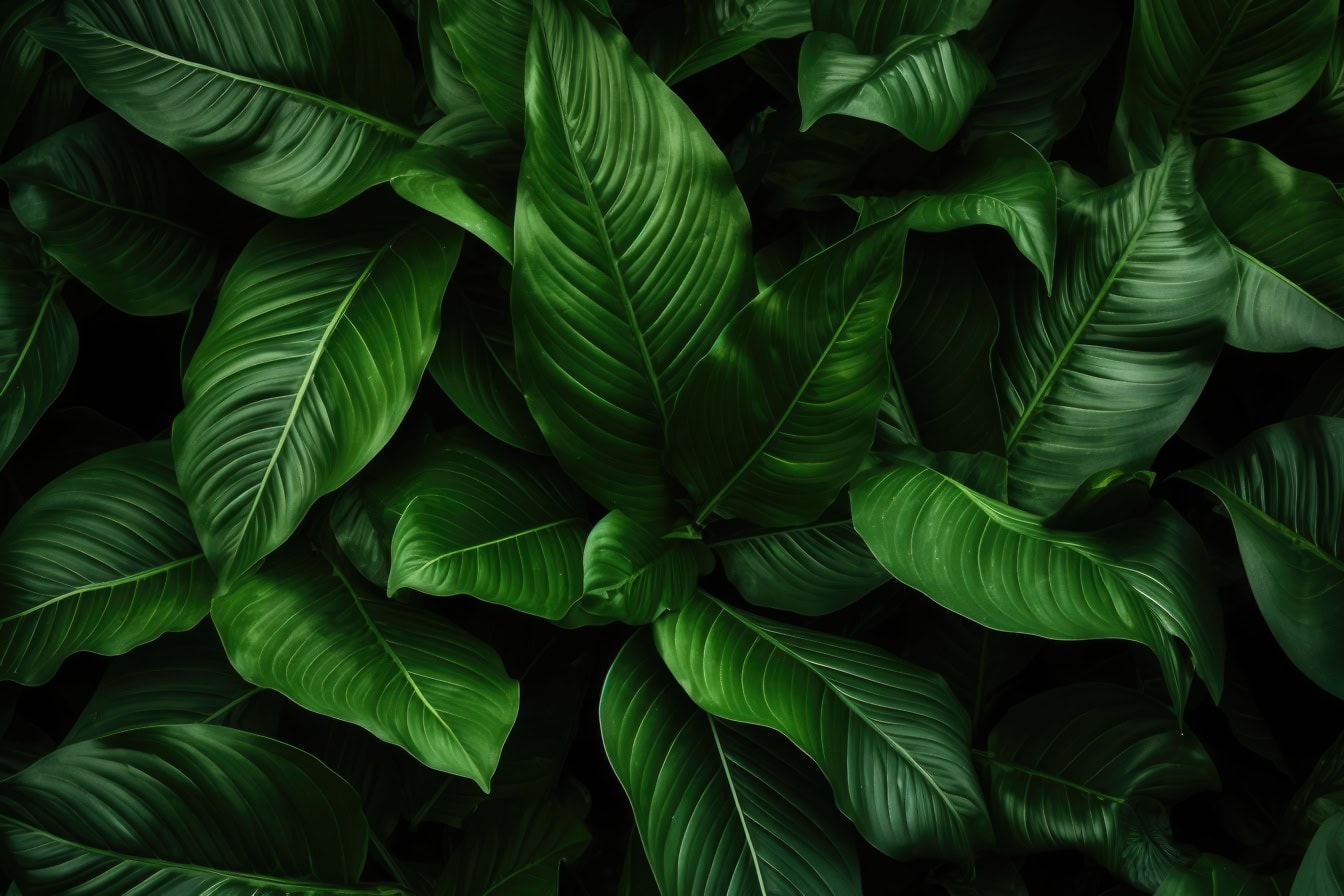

666,218,909,528
600,633,863,896
653,591,990,861
639,0,812,85
577,510,697,626
851,454,1226,709
1158,855,1288,896
173,213,462,589
1175,416,1344,699
995,137,1234,514
0,0,49,149
436,799,590,896
513,0,754,524
30,0,420,217
0,442,213,686
213,548,519,789
1293,813,1344,896
435,0,530,134
1,113,216,316
385,441,587,619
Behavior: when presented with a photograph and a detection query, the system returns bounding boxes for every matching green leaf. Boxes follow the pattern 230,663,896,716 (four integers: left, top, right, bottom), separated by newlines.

30,0,420,217
1043,469,1157,532
851,454,1226,709
434,0,531,134
811,0,992,44
1287,734,1344,847
417,0,475,116
666,217,909,528
173,213,462,589
1293,813,1344,896
577,510,697,626
639,0,812,85
1284,12,1344,160
1157,855,1288,896
385,441,587,619
1114,0,1338,169
1195,139,1344,351
436,799,590,896
330,485,393,588
600,633,863,896
212,548,520,789
513,0,753,524
653,591,990,861
995,137,1234,514
0,0,49,149
0,724,389,895
1,113,217,316
0,442,213,686
986,684,1219,891
1175,416,1344,699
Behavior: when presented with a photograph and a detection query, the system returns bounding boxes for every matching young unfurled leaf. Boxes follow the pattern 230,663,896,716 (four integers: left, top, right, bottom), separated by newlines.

578,510,697,625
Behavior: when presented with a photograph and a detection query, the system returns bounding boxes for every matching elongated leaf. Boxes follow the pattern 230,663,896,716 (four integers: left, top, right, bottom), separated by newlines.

1158,855,1288,896
995,138,1234,514
437,799,590,896
435,0,530,134
601,633,863,896
1,114,216,316
513,0,753,524
1195,139,1344,351
386,442,587,619
0,724,387,895
639,0,812,85
986,684,1219,891
213,548,519,789
1293,813,1344,896
0,0,48,149
173,213,462,588
0,442,213,685
1175,416,1344,699
1115,0,1338,169
851,454,1226,708
667,218,909,528
654,591,990,861
30,0,420,216
577,510,697,626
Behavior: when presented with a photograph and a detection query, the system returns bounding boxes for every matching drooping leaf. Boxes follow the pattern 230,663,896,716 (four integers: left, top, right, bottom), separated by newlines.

1,113,217,316
434,0,531,134
1175,416,1344,699
666,217,909,528
212,548,520,789
1195,139,1344,351
385,441,587,619
653,591,991,861
0,442,213,686
638,0,812,85
513,0,754,524
173,212,462,589
30,0,420,216
577,510,697,626
1293,813,1344,896
1157,855,1288,896
851,454,1226,709
0,0,49,150
995,137,1234,514
600,632,863,896
436,799,590,896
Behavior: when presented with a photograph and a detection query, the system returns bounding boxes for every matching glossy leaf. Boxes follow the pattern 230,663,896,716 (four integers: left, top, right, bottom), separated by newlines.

1293,813,1344,896
437,799,590,896
330,486,393,588
1,113,216,316
513,0,753,523
0,0,49,149
1175,416,1344,698
434,0,530,134
601,633,863,896
639,0,812,85
578,510,697,626
173,213,462,588
653,591,990,861
0,442,213,685
30,0,420,216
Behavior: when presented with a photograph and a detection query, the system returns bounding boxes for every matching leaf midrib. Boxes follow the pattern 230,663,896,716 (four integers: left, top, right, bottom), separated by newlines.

978,751,1127,804
402,514,582,576
0,554,204,625
1169,0,1254,129
0,276,62,400
709,718,770,896
1233,246,1343,321
11,179,211,241
1187,473,1344,574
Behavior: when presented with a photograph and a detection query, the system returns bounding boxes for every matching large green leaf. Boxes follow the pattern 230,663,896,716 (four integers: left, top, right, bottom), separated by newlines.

30,0,419,216
0,724,393,895
385,441,587,619
1114,0,1338,169
0,442,213,686
1,113,216,316
1175,416,1344,699
666,217,909,528
577,510,697,626
600,633,863,896
653,591,990,861
995,138,1234,514
1195,139,1344,351
0,0,48,149
851,454,1226,708
1158,855,1288,896
512,0,753,524
434,0,531,134
638,0,812,85
986,684,1220,891
1293,813,1344,896
213,548,519,790
436,799,590,896
173,213,462,588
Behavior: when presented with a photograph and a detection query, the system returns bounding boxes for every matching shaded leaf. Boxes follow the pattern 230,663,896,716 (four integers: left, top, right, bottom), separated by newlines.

1293,813,1344,896
578,510,697,626
1157,855,1288,895
434,0,530,134
0,0,49,150
639,0,812,85
437,799,590,896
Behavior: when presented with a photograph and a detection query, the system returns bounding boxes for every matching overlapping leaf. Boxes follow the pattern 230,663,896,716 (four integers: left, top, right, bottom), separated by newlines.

437,799,590,896
0,0,49,148
1158,855,1288,895
433,0,531,134
1293,814,1344,896
577,510,697,626
638,0,812,85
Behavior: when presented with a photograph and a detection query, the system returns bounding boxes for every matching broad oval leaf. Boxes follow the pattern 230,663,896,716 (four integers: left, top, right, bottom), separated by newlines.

30,0,420,216
1293,813,1344,896
666,218,909,528
851,454,1226,708
437,799,590,896
578,510,697,626
0,0,49,149
513,0,753,524
0,441,213,686
1,113,217,316
600,633,863,896
213,548,520,789
173,213,463,588
653,591,991,861
1175,416,1344,699
0,724,381,895
385,441,587,619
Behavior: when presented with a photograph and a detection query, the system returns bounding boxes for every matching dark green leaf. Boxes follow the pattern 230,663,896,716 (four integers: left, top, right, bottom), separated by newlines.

811,0,992,46
639,0,812,85
0,0,49,149
434,0,531,134
1292,353,1344,419
1293,813,1344,896
1157,855,1288,895
436,799,590,896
